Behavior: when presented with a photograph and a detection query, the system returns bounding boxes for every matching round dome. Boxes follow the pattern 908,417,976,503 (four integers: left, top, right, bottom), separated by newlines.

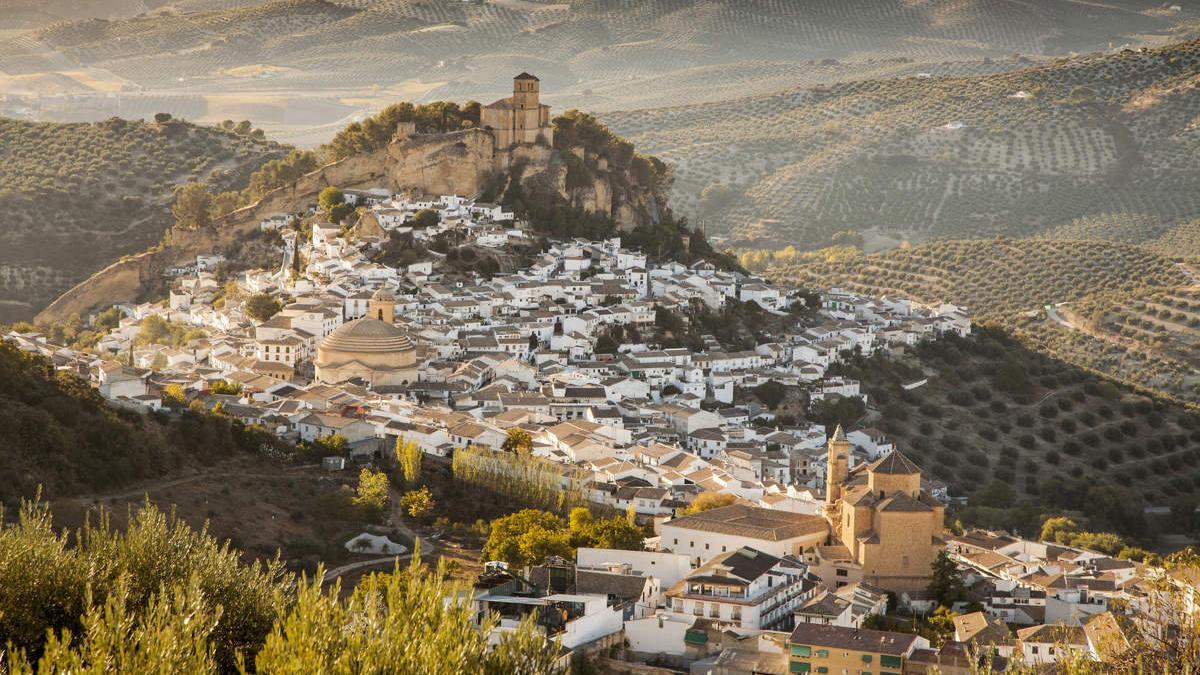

319,318,414,355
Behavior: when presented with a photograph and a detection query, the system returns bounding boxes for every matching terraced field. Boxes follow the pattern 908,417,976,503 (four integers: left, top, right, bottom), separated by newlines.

1011,286,1200,404
604,40,1200,246
767,239,1191,318
0,116,287,321
0,0,1195,138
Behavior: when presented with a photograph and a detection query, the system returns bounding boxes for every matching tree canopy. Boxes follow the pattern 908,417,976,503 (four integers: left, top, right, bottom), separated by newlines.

245,293,282,323
483,508,643,569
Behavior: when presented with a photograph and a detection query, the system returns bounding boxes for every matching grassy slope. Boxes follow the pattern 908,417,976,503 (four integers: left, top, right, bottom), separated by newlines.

0,116,288,321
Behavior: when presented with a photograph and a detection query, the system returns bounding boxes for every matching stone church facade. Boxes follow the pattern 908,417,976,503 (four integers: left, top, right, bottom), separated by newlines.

821,426,946,592
482,72,554,149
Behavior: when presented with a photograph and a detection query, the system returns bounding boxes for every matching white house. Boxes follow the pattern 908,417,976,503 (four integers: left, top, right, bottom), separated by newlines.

659,503,829,566
665,546,817,630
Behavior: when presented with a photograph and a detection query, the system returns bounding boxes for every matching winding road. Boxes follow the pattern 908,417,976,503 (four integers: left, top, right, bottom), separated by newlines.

323,485,437,581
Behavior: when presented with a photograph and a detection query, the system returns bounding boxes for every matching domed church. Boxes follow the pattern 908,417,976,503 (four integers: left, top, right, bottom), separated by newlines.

314,289,417,387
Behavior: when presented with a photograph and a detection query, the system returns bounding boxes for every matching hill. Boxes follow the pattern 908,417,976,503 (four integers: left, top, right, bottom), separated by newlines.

1,0,1195,144
602,40,1200,247
844,329,1200,541
0,115,288,322
766,238,1200,402
1039,214,1200,261
766,239,1191,318
36,106,675,323
1010,284,1200,404
0,341,279,499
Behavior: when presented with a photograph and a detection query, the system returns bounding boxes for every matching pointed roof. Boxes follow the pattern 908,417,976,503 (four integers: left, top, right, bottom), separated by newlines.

514,72,540,81
869,449,921,475
876,492,933,513
830,424,847,443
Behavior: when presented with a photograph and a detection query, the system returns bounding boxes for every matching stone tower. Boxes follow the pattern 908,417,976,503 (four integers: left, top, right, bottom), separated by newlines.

369,287,396,324
512,72,540,111
481,72,554,149
825,424,850,509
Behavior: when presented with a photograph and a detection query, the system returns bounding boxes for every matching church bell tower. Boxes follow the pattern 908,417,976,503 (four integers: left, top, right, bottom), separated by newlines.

825,424,850,510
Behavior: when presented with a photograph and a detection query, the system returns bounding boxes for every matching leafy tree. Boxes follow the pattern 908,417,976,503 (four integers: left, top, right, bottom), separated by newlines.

1040,516,1079,543
400,486,434,520
353,468,390,518
245,293,282,323
680,493,738,515
162,383,187,409
1068,531,1126,556
172,182,213,230
594,333,620,355
753,380,787,409
924,605,958,646
210,380,243,396
502,428,533,455
972,480,1016,509
927,550,965,608
254,561,558,674
396,440,423,485
318,186,353,224
575,515,644,551
411,208,439,229
311,433,347,458
809,396,866,430
484,510,571,569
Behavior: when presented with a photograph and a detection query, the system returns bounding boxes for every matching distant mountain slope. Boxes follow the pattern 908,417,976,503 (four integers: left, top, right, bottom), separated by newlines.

1037,214,1200,261
0,0,1195,141
766,238,1199,403
766,239,1190,318
603,40,1200,246
0,116,287,322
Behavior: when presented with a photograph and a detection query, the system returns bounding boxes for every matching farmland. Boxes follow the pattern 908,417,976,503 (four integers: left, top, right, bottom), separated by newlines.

767,239,1200,403
767,239,1191,319
605,40,1200,246
848,329,1200,536
0,115,287,321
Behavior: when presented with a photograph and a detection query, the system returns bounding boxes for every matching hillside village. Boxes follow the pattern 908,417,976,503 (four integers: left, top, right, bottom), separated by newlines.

7,185,1188,671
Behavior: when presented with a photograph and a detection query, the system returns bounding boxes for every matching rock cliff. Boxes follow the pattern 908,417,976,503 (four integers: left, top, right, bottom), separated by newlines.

37,128,670,323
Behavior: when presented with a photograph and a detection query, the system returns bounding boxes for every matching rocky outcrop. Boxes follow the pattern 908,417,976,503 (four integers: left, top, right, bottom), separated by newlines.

38,128,669,324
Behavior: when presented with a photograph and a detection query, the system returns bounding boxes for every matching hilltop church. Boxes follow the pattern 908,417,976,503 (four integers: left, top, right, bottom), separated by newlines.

811,426,946,593
482,72,554,149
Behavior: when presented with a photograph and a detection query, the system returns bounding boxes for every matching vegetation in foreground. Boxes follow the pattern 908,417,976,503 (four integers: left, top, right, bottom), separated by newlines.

0,499,557,674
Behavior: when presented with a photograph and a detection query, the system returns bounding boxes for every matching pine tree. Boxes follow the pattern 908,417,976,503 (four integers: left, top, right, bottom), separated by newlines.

927,550,966,608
